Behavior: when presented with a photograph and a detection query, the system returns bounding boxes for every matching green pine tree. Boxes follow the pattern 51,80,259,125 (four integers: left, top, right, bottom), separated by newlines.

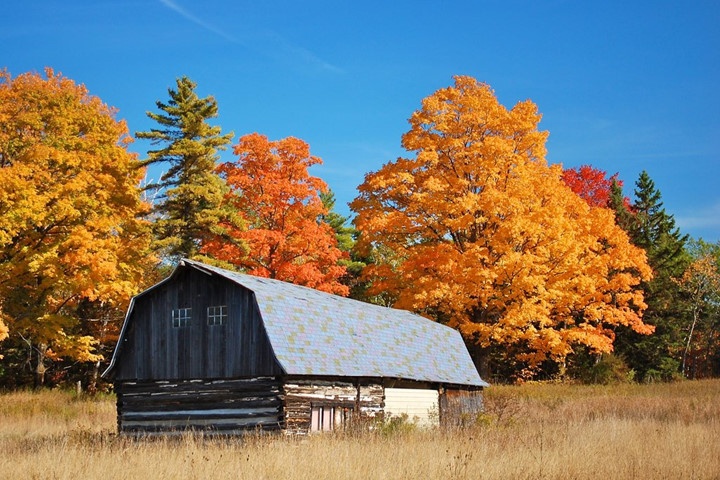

137,76,244,262
608,180,634,232
613,171,690,381
319,190,366,292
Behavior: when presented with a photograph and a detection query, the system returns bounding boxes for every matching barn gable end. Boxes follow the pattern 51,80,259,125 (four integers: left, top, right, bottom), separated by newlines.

109,266,283,381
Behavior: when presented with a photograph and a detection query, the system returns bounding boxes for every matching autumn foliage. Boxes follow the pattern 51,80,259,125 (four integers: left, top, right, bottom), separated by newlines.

677,247,720,377
0,69,153,372
352,76,653,375
3,66,711,386
206,133,348,295
562,165,621,208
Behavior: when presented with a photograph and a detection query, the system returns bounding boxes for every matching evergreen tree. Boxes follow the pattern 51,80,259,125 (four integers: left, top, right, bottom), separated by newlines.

319,190,366,294
319,191,356,253
137,76,243,262
608,180,634,231
631,172,689,270
613,171,690,381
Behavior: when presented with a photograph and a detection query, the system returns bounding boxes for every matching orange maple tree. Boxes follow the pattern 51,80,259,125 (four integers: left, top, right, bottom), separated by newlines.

0,69,153,378
205,133,348,295
351,76,653,376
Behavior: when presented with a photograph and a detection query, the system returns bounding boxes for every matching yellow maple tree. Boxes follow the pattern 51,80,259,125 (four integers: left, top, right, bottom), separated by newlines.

351,76,653,377
0,69,153,381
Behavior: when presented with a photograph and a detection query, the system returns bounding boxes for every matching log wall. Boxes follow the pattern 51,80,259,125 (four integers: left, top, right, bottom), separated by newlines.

115,377,283,434
283,380,384,434
114,377,483,435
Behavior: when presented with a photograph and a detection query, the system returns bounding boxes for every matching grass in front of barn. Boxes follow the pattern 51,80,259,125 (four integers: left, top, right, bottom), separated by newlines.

1,380,719,479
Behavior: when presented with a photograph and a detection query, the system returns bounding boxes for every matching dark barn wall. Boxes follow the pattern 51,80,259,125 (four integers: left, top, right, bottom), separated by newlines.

115,377,283,434
114,267,283,381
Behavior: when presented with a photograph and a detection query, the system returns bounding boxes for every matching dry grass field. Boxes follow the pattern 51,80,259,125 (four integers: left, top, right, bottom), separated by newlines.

1,380,719,479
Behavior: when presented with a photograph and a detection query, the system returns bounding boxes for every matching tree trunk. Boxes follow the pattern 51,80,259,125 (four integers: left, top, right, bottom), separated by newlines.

682,307,700,379
34,343,47,388
88,360,101,394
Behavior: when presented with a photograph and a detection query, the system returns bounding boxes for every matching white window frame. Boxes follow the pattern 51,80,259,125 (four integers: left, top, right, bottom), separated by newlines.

172,307,191,328
207,305,227,326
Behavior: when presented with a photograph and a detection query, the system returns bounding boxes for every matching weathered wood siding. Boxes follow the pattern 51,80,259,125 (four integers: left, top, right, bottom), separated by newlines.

283,380,384,434
115,378,283,434
439,388,484,427
114,268,283,381
384,387,440,426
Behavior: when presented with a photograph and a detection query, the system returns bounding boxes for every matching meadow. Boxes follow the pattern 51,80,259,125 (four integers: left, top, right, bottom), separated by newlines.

1,380,718,479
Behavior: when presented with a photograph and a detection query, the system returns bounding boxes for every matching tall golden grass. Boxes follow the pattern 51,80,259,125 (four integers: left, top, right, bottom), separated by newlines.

1,380,718,479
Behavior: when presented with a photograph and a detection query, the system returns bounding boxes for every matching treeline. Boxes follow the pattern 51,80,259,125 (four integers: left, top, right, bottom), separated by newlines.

0,70,717,389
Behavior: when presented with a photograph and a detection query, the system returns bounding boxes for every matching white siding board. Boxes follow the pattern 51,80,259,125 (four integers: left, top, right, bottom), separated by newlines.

384,388,439,426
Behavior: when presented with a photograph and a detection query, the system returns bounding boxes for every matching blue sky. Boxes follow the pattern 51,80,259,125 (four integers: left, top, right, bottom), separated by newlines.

3,0,719,241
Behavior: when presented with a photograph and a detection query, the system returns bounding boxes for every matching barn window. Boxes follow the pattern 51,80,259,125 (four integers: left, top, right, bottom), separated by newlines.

171,308,191,328
207,305,227,326
310,405,352,432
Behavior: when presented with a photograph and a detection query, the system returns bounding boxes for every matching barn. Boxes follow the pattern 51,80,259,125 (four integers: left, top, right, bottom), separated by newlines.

103,259,488,435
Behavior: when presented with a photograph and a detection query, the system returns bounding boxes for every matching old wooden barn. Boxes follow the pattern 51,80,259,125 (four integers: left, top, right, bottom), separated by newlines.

103,259,488,435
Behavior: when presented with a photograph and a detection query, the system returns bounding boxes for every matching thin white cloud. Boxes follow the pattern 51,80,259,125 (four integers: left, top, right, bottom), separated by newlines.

267,32,344,74
676,201,720,230
157,0,342,74
158,0,238,43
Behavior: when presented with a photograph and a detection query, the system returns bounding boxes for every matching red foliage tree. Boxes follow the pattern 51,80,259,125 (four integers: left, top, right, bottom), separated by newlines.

205,133,348,295
562,165,621,208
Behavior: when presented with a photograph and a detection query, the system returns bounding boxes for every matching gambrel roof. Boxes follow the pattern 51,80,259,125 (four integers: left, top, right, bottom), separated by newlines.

106,259,488,387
